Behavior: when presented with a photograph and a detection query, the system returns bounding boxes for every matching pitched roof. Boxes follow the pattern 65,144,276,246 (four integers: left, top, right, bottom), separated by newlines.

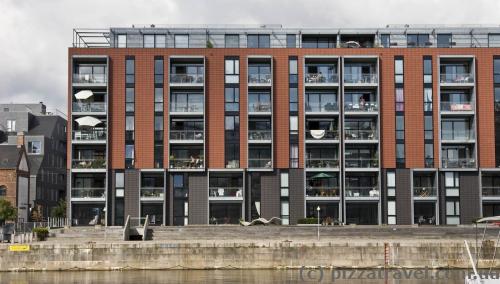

0,145,22,169
28,116,62,136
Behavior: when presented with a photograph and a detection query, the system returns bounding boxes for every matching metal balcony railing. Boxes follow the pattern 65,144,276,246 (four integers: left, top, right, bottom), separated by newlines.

71,187,105,198
73,102,106,113
306,130,339,140
345,187,379,197
482,187,500,197
248,103,271,112
305,73,339,84
72,158,106,169
344,130,377,140
345,158,379,168
170,102,204,113
441,130,475,141
248,73,272,84
344,73,378,84
305,102,339,112
441,158,476,168
73,74,107,84
209,187,243,197
73,128,106,141
344,102,378,112
169,158,204,169
140,187,164,198
413,187,437,197
248,130,272,141
440,101,474,112
170,74,204,84
440,73,474,84
170,130,204,141
248,158,272,168
306,186,339,197
306,158,339,168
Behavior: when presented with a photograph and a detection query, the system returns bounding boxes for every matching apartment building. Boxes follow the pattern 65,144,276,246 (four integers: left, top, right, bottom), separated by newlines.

68,24,500,226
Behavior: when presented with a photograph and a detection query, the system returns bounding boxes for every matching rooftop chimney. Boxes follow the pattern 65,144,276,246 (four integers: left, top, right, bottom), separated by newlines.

16,131,25,148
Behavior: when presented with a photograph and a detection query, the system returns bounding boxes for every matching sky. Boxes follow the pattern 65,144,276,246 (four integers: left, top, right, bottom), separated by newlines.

0,0,499,113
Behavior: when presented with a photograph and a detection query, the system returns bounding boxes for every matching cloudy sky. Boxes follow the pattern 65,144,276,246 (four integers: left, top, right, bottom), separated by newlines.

1,0,499,113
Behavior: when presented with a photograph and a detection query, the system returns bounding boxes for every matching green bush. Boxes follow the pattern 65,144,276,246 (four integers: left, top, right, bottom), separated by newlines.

33,227,49,241
0,199,17,225
298,218,319,224
51,199,66,218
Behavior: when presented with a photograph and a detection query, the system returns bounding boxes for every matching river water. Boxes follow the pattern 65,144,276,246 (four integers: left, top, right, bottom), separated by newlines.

0,269,494,283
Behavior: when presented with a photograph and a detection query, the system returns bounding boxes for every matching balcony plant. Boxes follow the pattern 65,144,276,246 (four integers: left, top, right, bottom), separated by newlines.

32,227,49,241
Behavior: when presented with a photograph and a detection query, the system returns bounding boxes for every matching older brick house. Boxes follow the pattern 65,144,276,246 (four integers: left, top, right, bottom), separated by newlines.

0,143,30,222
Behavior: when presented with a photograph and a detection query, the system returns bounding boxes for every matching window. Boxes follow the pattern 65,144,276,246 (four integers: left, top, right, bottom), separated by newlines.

115,172,124,197
155,88,163,112
396,144,405,159
174,35,189,48
125,116,135,131
395,88,404,111
0,185,6,197
302,35,336,48
489,34,500,47
445,172,460,196
126,88,135,112
6,119,15,132
281,201,289,225
247,34,270,48
424,88,433,111
381,34,390,48
289,58,298,84
117,34,126,48
407,34,429,47
425,143,434,167
388,201,396,224
28,141,41,154
225,34,239,48
494,58,500,84
155,35,166,48
154,58,164,84
286,34,296,48
225,116,239,131
225,87,239,111
395,59,404,84
290,116,298,134
126,58,135,84
144,35,154,48
225,59,239,83
289,88,298,112
290,144,299,168
437,34,452,48
446,201,460,224
424,57,432,83
424,116,433,139
387,171,396,197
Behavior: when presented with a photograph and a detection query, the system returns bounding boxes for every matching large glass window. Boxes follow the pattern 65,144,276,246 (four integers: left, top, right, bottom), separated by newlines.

117,34,127,48
424,57,433,83
306,92,337,112
286,34,296,48
437,34,452,48
144,35,154,48
225,59,239,83
395,59,404,83
248,92,271,112
247,34,270,48
225,34,240,48
380,34,390,48
28,141,41,154
302,35,336,48
225,87,239,111
494,59,500,84
407,34,429,47
174,35,189,48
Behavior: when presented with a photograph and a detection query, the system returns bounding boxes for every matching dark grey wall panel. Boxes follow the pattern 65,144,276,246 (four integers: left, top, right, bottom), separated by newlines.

124,169,139,219
188,174,208,225
289,169,304,225
395,169,412,225
260,172,280,219
110,169,116,225
460,171,480,224
168,174,174,226
381,169,388,224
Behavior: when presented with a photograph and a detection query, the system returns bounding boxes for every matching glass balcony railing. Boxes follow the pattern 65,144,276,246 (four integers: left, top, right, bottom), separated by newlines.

440,102,474,112
169,158,204,169
441,131,475,141
344,73,378,84
73,128,106,141
482,187,500,197
306,130,339,140
140,187,164,198
345,187,380,197
440,73,474,84
306,186,339,197
248,103,271,113
345,158,379,168
344,102,378,112
305,102,338,112
248,158,272,168
73,74,107,84
248,73,272,84
170,130,204,141
248,130,272,141
72,158,106,169
170,103,204,113
71,187,105,199
170,74,204,84
305,73,339,84
345,130,377,140
306,158,339,168
73,102,106,113
441,158,476,168
209,187,243,197
413,187,437,197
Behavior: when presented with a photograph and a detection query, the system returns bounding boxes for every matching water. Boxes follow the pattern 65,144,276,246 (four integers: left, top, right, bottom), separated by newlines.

0,269,487,283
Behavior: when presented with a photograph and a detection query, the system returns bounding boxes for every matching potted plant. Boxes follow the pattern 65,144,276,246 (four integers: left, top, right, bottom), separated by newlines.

33,227,49,241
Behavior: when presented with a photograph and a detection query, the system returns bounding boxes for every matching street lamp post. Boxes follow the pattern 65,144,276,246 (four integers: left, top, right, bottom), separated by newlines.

317,206,321,241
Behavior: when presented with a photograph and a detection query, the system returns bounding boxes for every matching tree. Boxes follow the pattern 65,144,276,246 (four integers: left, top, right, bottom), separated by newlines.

50,199,66,218
0,199,17,225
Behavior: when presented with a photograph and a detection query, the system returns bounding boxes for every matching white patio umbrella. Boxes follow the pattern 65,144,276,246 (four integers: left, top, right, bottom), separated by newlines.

310,129,325,139
75,116,102,127
74,90,94,100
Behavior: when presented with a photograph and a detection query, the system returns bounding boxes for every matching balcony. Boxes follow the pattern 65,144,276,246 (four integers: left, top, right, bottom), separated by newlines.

72,73,107,85
441,130,475,142
170,73,204,84
344,101,378,113
248,130,272,142
72,158,106,169
71,187,105,199
305,73,338,84
209,187,243,198
248,73,272,84
72,102,106,113
440,101,474,113
248,158,272,168
345,158,379,168
170,63,204,86
441,158,476,169
345,187,380,197
413,187,437,198
306,130,338,141
306,186,339,197
170,130,204,142
72,128,106,142
140,187,164,199
169,157,204,169
248,63,271,86
306,158,339,169
344,73,378,84
482,187,500,197
345,129,377,141
440,73,474,84
170,101,204,114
